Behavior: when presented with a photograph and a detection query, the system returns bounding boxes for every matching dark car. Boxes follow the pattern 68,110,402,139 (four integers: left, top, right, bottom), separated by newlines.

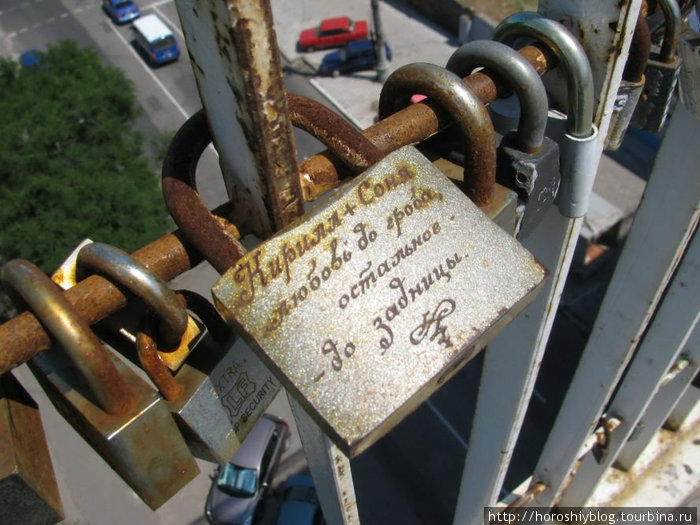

205,415,289,525
102,0,140,24
276,475,325,525
298,16,369,51
318,39,392,77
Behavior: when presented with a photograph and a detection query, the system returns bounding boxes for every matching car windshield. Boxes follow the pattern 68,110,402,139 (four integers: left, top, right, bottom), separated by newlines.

114,1,132,8
216,463,258,498
153,36,176,52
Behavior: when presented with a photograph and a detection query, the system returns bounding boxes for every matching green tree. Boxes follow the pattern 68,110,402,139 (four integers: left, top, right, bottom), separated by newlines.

0,41,171,273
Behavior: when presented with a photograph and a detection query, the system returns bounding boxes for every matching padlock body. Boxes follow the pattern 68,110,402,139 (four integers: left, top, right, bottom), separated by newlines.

29,348,199,510
631,54,681,133
0,372,63,525
496,133,560,238
169,335,280,464
213,146,547,457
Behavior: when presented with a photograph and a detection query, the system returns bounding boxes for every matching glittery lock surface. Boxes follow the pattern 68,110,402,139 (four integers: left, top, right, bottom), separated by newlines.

213,146,547,457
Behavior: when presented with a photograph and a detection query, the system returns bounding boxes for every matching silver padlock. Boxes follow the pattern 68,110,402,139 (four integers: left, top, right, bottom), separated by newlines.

213,144,547,457
0,371,63,525
136,290,281,464
2,259,200,509
495,12,599,219
631,0,683,133
446,40,560,239
73,242,281,465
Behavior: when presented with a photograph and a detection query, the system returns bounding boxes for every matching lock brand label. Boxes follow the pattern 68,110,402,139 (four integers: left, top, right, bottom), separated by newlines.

213,146,547,456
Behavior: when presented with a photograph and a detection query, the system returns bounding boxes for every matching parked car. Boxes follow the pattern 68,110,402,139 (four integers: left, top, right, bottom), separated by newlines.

298,16,369,51
102,0,140,24
131,14,180,66
276,475,325,525
205,415,289,525
318,39,392,77
19,49,41,68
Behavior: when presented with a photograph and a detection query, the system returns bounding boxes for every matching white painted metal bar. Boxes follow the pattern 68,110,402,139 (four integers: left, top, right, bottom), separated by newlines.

452,209,581,525
665,383,700,431
558,228,700,507
289,395,360,525
453,3,642,522
531,102,700,508
615,325,700,470
174,0,302,236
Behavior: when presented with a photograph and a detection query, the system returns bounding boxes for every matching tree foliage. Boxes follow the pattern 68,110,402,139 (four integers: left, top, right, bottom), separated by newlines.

0,41,171,273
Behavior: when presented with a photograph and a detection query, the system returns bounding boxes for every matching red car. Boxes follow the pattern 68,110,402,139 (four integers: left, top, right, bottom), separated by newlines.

298,16,369,51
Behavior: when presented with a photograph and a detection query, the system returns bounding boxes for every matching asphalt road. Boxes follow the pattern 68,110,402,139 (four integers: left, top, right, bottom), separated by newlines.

0,2,513,525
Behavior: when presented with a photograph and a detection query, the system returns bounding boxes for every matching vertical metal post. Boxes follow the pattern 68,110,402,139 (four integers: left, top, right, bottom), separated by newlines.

558,228,700,507
174,0,304,236
371,0,389,83
289,396,361,525
532,102,700,508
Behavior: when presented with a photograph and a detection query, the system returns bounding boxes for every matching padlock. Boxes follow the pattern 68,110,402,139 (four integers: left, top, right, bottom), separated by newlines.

494,13,599,219
213,141,547,456
68,241,281,464
631,0,683,133
0,371,63,525
446,40,560,239
52,239,204,372
605,13,650,150
1,259,200,509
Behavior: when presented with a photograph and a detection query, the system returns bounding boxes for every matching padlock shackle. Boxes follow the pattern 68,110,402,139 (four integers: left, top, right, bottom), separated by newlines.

378,62,496,206
494,12,595,138
162,110,247,275
287,93,383,173
77,243,188,348
136,290,230,401
657,0,682,62
446,40,548,153
1,260,134,416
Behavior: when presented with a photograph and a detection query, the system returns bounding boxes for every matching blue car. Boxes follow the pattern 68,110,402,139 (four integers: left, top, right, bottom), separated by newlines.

102,0,140,24
319,39,392,77
276,475,325,525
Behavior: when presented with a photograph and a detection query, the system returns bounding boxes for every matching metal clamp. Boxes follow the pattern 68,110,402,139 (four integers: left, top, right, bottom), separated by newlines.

378,62,496,206
495,13,599,218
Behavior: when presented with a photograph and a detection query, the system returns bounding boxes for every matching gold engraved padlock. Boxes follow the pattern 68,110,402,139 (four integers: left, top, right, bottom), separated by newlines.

213,146,547,457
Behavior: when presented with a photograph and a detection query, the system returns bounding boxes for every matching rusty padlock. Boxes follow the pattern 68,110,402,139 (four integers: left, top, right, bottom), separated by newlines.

71,241,276,464
0,371,63,525
631,0,683,133
2,259,199,509
213,74,547,456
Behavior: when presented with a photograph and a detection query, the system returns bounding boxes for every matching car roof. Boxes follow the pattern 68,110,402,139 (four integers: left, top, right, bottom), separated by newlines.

132,14,172,42
320,17,351,32
230,416,277,470
346,39,374,52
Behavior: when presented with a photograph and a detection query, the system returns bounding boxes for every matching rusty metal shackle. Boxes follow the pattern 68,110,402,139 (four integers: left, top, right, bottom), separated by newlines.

494,12,595,138
77,242,188,347
162,110,247,276
136,289,230,402
656,0,682,62
287,93,383,173
378,62,496,206
446,40,549,153
1,260,134,415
